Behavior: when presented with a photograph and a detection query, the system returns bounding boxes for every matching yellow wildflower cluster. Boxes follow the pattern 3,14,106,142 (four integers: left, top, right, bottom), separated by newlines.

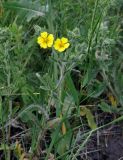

37,31,70,52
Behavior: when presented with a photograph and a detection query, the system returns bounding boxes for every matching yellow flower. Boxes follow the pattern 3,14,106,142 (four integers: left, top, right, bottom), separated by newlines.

37,31,54,49
54,37,70,52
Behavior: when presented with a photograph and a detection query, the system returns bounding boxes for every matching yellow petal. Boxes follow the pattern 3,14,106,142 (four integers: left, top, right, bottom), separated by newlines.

54,43,59,50
40,37,45,43
37,36,42,44
61,37,68,44
58,47,65,52
64,43,70,49
41,32,48,38
47,41,53,47
41,42,47,49
47,34,54,47
48,34,54,42
54,38,61,44
54,39,61,50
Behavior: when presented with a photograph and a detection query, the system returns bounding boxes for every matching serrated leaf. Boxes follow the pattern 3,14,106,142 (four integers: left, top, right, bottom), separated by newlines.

98,101,119,113
82,68,98,87
88,82,106,98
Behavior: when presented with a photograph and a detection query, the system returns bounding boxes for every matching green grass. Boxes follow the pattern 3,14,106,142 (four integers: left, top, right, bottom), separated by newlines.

0,0,122,159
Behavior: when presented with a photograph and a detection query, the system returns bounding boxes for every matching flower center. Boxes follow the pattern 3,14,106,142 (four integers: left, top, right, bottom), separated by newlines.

43,37,49,43
59,42,64,48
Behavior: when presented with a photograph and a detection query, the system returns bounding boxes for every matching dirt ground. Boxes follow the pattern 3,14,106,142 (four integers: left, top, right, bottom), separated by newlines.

78,124,123,160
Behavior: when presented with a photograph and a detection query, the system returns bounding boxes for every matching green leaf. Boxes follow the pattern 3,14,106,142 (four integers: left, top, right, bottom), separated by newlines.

82,68,98,87
62,94,75,115
80,107,97,129
98,101,119,113
56,132,72,156
65,74,79,104
88,81,106,98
